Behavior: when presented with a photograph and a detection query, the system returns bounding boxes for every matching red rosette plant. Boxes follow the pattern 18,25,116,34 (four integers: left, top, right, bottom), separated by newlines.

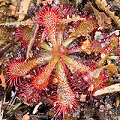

5,3,119,119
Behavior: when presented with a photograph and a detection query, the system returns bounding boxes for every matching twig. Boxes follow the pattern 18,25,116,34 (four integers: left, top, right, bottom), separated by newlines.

0,43,13,57
0,19,33,27
29,114,52,119
32,102,42,114
0,101,2,120
26,23,39,59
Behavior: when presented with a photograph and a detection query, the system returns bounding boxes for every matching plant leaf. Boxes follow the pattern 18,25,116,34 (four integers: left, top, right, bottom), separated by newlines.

94,64,117,78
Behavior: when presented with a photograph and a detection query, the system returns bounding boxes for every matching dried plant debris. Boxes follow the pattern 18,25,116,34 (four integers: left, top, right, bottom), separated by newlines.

18,0,32,21
0,18,33,27
0,72,6,88
93,83,120,96
89,2,111,29
113,0,120,9
9,0,20,17
0,0,120,120
95,0,120,27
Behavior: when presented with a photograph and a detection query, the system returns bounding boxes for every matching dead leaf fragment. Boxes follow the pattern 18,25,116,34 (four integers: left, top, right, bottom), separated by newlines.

85,118,94,120
94,67,103,78
0,61,3,66
18,0,32,21
93,83,120,96
80,94,87,102
95,0,120,26
0,72,6,88
104,64,117,74
22,114,29,120
94,64,117,78
89,2,111,29
113,0,120,8
118,116,120,120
